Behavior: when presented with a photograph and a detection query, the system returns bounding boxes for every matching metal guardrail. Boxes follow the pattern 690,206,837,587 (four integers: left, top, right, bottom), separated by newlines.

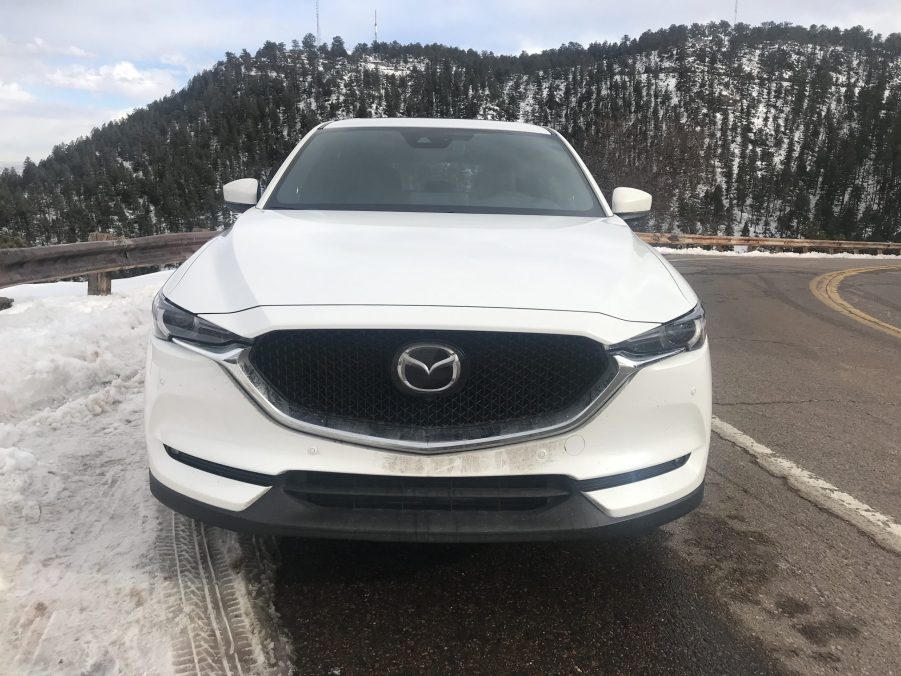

0,230,897,296
0,231,218,292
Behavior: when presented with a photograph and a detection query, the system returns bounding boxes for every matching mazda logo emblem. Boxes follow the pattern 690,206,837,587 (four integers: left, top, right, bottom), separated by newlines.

393,343,465,395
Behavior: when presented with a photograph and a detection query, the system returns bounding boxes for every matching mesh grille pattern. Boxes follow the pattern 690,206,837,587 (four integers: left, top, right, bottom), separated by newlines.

247,329,609,436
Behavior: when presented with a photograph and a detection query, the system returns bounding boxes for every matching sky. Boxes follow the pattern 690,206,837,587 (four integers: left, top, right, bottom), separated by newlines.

1,0,899,169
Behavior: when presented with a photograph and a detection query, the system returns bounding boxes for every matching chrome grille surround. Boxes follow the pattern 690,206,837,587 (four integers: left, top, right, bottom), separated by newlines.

175,332,677,454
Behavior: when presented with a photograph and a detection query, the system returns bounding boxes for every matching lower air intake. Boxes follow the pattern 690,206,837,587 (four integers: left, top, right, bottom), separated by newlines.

284,472,571,512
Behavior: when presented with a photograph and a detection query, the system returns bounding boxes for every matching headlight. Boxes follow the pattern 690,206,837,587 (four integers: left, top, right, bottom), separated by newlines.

151,292,246,347
610,304,706,359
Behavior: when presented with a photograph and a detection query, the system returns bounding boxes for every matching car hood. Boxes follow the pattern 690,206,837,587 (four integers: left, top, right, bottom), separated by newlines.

164,209,694,323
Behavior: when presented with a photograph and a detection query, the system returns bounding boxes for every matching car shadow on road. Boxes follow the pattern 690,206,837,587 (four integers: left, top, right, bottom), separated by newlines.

274,529,783,675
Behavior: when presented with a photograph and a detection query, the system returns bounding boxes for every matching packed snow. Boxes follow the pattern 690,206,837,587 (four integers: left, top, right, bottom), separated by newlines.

0,273,291,675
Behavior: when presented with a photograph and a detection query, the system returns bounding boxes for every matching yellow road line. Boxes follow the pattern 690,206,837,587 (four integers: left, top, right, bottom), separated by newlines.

809,265,901,339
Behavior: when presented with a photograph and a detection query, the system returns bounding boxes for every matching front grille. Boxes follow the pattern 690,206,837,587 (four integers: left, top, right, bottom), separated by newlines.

245,329,613,444
284,471,571,511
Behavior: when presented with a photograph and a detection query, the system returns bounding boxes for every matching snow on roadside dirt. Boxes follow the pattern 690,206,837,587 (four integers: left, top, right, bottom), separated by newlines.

0,274,292,675
656,246,901,259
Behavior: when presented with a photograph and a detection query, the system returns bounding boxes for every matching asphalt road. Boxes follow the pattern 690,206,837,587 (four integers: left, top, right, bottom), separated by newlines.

273,255,901,675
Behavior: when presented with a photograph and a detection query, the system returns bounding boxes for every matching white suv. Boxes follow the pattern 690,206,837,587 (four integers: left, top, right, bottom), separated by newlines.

145,118,710,541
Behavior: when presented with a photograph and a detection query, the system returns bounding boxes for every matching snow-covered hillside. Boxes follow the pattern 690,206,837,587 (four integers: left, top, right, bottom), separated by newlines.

0,275,292,675
3,23,901,246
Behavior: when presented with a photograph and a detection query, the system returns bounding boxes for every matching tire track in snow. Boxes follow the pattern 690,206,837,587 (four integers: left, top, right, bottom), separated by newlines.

161,513,288,676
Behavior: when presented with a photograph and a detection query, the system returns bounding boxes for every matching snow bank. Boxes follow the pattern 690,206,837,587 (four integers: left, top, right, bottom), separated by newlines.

0,273,168,673
0,280,165,423
0,271,290,675
656,246,901,260
3,270,172,302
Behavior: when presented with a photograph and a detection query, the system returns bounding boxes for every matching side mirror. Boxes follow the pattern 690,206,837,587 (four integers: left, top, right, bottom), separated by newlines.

223,178,260,213
611,187,652,223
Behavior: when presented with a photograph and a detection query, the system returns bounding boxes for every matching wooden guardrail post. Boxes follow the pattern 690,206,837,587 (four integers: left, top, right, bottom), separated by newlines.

87,232,116,295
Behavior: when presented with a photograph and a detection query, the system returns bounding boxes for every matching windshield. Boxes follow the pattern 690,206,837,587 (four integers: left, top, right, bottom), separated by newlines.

267,127,603,216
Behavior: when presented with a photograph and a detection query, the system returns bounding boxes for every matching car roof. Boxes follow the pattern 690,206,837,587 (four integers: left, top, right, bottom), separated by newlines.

323,118,550,134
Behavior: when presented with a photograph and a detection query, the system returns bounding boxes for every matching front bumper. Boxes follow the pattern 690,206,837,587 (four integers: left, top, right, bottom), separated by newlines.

145,321,711,541
150,471,704,542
